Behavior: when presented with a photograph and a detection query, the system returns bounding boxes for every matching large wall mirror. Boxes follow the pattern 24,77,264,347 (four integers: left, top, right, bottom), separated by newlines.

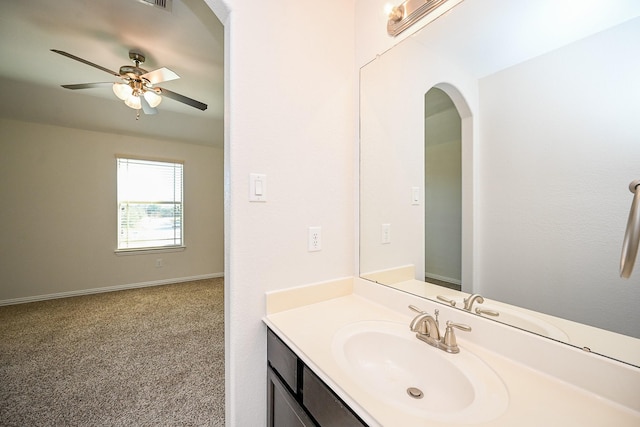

360,0,640,366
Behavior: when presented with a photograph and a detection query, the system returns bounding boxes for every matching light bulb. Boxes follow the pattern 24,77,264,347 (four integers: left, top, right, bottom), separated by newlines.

388,5,404,22
384,3,395,16
112,83,132,100
143,90,162,108
125,94,142,110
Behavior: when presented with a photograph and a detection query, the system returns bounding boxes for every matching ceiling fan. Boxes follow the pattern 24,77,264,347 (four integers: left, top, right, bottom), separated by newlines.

51,49,207,117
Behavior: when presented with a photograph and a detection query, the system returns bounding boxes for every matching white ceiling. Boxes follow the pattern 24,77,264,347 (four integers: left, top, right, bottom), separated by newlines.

0,0,224,147
410,0,640,80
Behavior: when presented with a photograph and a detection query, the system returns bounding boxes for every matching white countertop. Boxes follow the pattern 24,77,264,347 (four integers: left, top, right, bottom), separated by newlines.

264,277,640,427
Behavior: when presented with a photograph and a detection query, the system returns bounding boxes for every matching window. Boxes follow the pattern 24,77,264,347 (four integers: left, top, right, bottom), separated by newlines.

117,157,183,250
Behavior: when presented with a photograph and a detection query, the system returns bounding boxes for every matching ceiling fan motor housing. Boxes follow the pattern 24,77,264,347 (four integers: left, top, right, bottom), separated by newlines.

128,50,146,65
120,51,149,81
119,65,149,80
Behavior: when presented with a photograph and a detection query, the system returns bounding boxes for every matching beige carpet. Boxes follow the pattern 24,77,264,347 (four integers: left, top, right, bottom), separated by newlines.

0,278,225,426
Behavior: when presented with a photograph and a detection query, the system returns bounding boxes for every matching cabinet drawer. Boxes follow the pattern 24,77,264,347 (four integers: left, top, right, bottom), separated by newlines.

302,366,367,427
267,329,299,393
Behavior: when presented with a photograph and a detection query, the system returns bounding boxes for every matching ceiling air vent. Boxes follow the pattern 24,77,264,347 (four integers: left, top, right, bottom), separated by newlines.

137,0,172,12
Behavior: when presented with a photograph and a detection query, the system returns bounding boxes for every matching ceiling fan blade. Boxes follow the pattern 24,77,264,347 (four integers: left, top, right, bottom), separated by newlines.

140,94,158,115
61,82,114,90
157,87,207,111
141,67,180,84
51,49,121,77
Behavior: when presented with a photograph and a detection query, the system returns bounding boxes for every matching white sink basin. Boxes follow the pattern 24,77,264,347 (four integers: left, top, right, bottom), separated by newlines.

331,320,509,424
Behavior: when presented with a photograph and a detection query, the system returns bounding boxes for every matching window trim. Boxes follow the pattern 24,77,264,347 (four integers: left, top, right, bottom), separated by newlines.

115,155,185,252
114,246,186,256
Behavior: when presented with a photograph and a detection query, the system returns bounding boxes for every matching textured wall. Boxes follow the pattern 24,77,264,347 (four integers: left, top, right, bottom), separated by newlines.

216,0,357,425
0,118,224,301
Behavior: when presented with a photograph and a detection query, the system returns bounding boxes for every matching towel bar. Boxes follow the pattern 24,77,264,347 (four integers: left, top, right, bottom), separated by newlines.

620,179,640,278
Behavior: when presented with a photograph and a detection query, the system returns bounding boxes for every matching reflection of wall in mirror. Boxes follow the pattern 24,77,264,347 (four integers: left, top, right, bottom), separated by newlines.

477,17,640,338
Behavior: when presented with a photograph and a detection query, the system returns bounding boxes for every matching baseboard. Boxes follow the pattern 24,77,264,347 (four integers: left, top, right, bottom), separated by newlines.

0,273,224,306
424,272,461,286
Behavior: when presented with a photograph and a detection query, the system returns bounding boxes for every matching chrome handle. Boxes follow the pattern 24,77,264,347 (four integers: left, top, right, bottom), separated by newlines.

447,321,472,332
620,179,640,278
441,321,471,353
436,295,457,307
409,304,425,314
475,308,500,317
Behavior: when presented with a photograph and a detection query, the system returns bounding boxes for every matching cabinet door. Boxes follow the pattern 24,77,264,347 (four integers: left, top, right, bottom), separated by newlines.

302,366,367,427
267,329,299,392
268,366,316,427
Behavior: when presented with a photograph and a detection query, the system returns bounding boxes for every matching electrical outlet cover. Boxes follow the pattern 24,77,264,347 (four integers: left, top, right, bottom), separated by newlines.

308,226,322,252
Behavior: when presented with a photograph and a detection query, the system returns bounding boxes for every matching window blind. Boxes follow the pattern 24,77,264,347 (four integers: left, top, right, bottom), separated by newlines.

117,157,184,250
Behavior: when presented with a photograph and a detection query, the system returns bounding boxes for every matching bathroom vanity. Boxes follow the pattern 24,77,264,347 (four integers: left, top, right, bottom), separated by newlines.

264,277,640,426
267,329,366,426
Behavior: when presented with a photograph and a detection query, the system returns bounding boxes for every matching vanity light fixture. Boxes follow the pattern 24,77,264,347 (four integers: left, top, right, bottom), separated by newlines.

386,0,463,37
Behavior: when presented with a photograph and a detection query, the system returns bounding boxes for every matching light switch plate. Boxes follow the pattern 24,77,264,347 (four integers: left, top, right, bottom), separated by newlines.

249,173,267,202
411,186,420,205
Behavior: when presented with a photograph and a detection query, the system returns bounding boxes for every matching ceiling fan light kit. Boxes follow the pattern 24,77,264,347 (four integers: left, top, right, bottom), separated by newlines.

143,90,162,108
51,48,207,118
112,82,133,100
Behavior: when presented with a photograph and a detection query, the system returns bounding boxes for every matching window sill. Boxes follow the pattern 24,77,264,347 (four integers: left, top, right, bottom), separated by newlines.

114,246,186,256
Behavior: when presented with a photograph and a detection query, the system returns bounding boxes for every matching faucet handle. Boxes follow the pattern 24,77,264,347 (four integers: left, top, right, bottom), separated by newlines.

437,295,457,307
441,321,472,354
408,304,425,314
447,321,472,332
475,308,500,317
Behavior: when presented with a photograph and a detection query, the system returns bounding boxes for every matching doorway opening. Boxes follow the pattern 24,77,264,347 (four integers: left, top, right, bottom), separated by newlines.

424,87,462,291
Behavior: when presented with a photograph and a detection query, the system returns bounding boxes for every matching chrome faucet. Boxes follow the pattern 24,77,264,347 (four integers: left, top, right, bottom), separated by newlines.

437,294,500,317
409,305,441,340
409,305,471,353
463,294,484,311
463,294,500,317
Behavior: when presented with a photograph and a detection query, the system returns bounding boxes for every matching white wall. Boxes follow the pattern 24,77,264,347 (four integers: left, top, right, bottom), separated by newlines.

210,0,357,425
0,118,224,302
477,18,640,336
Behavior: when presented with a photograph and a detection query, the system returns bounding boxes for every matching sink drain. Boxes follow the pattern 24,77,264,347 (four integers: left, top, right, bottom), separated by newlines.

406,387,424,399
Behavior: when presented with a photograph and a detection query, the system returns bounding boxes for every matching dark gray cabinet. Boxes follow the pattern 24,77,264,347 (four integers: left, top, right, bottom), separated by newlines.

267,329,368,427
268,366,315,427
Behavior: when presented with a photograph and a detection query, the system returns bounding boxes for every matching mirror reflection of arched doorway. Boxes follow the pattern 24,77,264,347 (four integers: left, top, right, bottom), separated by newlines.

424,87,462,290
